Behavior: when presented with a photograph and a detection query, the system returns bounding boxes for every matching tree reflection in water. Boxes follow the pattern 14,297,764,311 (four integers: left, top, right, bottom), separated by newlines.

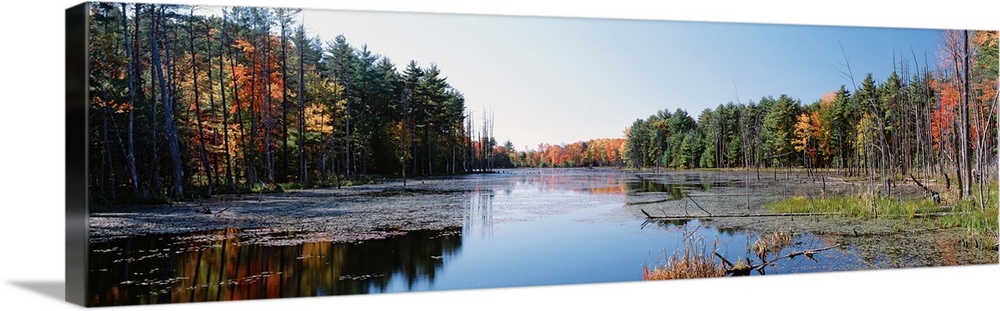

87,228,462,306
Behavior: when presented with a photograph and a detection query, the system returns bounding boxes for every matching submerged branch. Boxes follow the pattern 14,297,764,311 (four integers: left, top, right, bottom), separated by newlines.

714,244,843,276
749,244,843,272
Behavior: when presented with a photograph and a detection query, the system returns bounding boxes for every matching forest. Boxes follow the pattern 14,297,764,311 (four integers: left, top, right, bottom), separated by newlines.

618,30,997,205
87,3,511,202
87,3,998,208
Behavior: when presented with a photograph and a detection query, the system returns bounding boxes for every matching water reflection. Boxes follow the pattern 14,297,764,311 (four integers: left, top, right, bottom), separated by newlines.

87,228,461,306
623,176,740,199
526,169,625,194
465,190,495,238
625,179,688,199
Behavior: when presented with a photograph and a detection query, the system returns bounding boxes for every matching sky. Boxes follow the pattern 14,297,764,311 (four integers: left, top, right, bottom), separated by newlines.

187,4,951,151
291,10,945,151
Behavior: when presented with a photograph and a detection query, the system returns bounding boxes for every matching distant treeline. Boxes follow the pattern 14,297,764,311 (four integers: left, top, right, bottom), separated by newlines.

87,3,501,201
488,138,627,168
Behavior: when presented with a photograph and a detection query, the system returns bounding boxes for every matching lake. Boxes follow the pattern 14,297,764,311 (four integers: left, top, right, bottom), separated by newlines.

87,168,898,305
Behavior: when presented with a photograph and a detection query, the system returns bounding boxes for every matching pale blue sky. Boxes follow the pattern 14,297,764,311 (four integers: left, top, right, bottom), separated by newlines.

196,4,946,151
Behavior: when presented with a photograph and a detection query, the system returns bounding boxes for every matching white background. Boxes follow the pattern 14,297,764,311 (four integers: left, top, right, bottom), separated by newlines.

0,0,996,310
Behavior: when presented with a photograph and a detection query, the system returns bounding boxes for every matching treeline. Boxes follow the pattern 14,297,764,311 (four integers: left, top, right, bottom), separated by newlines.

491,139,626,168
624,30,997,199
87,3,498,201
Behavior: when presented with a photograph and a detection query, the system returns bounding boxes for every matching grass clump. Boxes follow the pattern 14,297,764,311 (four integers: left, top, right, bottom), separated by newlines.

751,228,794,260
643,240,727,280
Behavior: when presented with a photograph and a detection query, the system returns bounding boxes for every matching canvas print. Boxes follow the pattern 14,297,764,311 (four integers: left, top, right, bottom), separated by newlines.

68,1,999,307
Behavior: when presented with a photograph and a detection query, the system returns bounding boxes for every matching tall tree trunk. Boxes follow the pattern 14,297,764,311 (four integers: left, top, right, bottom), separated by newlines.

297,27,307,184
102,104,115,199
961,30,972,198
263,19,274,184
246,21,263,189
216,14,234,190
206,30,222,189
189,11,213,196
345,93,352,178
119,3,140,194
165,12,186,195
411,120,418,176
425,125,431,175
451,133,456,174
149,6,162,195
225,9,249,190
152,6,184,198
280,15,290,183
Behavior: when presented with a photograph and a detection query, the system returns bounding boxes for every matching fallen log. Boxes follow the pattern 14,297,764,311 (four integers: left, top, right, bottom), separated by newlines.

909,174,940,204
630,196,711,215
628,198,676,206
641,209,839,220
909,211,967,218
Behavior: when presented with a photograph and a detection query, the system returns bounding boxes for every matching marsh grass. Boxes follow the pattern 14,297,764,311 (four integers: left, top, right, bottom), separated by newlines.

751,228,794,260
766,183,998,248
645,227,802,280
643,240,727,280
767,194,947,218
936,183,999,248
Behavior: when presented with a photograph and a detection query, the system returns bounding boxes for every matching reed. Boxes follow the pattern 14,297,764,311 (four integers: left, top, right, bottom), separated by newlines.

643,240,727,280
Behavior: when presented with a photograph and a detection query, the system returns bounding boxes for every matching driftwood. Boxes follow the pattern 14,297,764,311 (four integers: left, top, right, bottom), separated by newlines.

641,209,839,220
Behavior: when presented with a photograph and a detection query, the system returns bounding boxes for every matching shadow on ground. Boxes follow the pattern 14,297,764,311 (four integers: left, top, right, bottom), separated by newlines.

9,281,64,302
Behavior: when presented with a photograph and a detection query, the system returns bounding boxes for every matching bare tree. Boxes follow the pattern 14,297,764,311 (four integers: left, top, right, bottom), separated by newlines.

152,5,184,197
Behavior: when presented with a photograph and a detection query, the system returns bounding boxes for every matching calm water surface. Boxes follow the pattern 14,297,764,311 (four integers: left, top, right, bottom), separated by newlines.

87,169,872,306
